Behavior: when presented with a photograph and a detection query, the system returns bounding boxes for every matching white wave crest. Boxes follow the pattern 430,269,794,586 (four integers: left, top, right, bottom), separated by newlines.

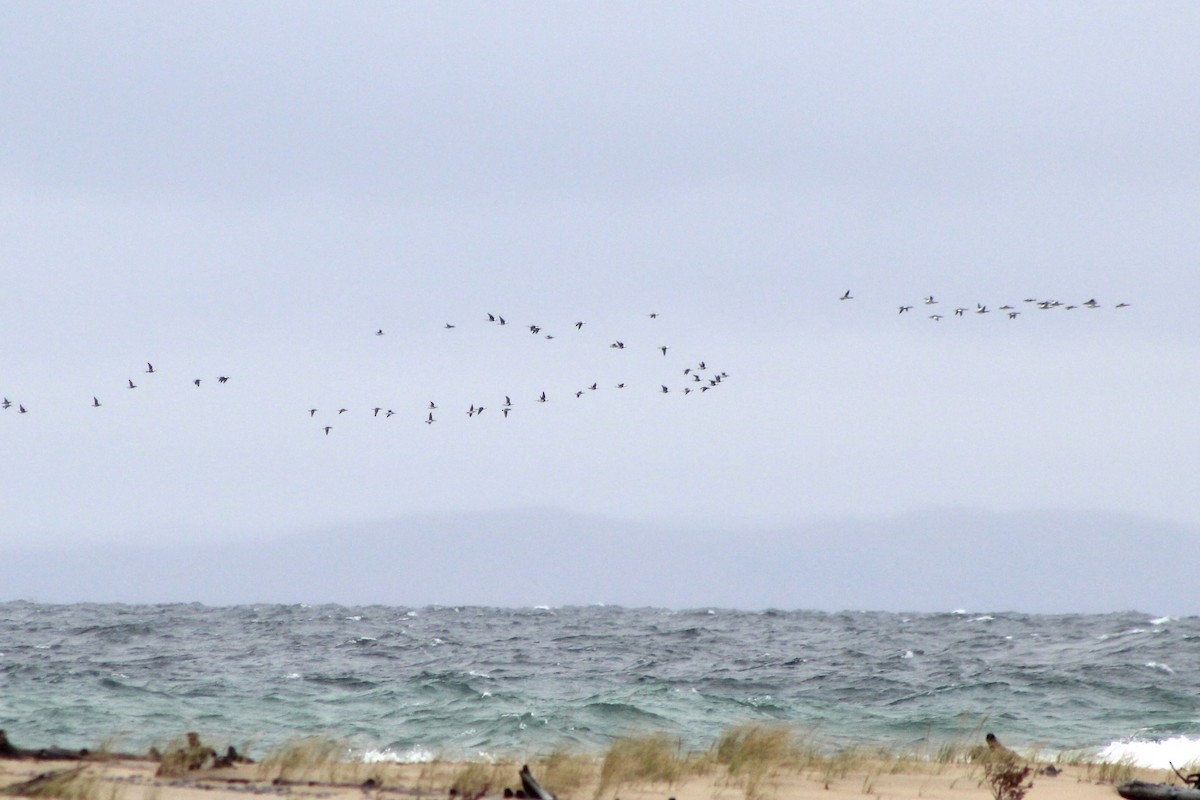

363,746,435,764
1099,736,1200,769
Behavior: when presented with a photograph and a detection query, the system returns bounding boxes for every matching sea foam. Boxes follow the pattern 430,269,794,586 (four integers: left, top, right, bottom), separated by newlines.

1099,736,1200,769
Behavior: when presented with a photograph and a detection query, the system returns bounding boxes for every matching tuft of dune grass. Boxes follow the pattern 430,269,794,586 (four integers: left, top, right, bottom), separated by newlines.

1,767,114,800
593,734,683,799
537,749,595,795
257,737,350,784
712,724,798,800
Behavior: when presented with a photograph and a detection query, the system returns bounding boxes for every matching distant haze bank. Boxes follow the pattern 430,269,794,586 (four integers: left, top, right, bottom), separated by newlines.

4,509,1195,614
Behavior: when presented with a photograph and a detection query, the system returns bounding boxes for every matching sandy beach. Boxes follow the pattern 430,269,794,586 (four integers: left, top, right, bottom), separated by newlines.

0,745,1172,800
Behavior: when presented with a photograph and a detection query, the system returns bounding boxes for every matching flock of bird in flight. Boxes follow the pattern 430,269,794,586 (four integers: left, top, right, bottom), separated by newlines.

839,290,1131,320
1,293,1133,431
1,311,731,436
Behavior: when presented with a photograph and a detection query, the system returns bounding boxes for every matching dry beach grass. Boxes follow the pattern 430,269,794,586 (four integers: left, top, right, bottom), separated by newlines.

0,726,1189,800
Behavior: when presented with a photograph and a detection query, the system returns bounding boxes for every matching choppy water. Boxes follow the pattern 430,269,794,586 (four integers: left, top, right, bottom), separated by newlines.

1,603,1197,767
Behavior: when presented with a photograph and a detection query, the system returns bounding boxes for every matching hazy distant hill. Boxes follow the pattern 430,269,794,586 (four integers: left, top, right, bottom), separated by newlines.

2,508,1195,613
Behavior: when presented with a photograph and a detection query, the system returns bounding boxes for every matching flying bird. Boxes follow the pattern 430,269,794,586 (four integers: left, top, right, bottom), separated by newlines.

444,323,456,329
426,412,435,424
18,404,27,413
193,379,201,386
217,376,229,383
840,290,852,300
1,398,10,409
659,346,669,355
323,426,332,435
92,397,101,407
575,321,585,330
375,329,384,336
924,295,937,304
338,408,348,414
899,306,912,313
538,392,547,403
128,379,136,389
308,408,318,417
146,363,155,373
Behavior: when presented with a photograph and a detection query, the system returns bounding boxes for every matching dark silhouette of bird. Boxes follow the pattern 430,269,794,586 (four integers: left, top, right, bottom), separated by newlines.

538,392,547,403
530,325,541,334
128,379,136,389
426,412,435,424
899,305,912,313
698,361,706,370
575,321,585,329
323,426,332,435
976,304,989,314
1,398,10,409
373,407,381,417
661,385,669,393
504,396,512,407
498,316,507,325
840,290,853,300
502,408,511,418
924,295,937,304
193,379,201,386
338,408,348,414
92,397,101,407
217,376,229,383
445,323,456,329
954,307,967,316
375,329,384,336
146,363,155,373
616,383,625,389
659,346,669,356
930,314,943,321
1008,311,1020,319
487,313,496,322
308,408,318,417
649,312,659,318
588,383,597,391
428,401,437,409
386,410,395,417
1084,298,1100,308
1116,302,1130,308
18,404,27,413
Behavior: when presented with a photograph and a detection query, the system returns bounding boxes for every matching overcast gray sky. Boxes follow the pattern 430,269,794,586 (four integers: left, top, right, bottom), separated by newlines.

3,2,1199,550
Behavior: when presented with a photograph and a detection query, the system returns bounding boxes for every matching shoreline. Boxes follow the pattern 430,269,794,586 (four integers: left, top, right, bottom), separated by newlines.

1,728,1185,800
0,751,1174,800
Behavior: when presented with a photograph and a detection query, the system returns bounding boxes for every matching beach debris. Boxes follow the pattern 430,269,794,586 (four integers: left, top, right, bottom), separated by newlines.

154,732,218,776
520,765,556,800
0,730,91,762
0,766,89,798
